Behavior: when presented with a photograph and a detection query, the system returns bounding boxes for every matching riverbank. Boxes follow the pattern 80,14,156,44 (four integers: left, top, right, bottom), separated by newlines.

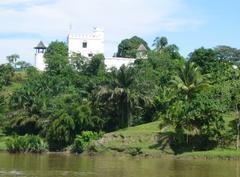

92,121,240,160
92,121,173,156
178,149,240,160
1,151,238,177
1,121,240,160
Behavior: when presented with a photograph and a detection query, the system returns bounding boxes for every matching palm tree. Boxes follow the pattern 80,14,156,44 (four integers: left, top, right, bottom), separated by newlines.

7,54,19,69
170,61,209,100
169,61,210,143
152,37,168,52
96,65,147,128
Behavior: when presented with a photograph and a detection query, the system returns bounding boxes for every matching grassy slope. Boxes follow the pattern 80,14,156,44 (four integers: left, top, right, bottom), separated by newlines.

180,149,240,159
95,112,240,158
179,112,240,159
95,121,175,155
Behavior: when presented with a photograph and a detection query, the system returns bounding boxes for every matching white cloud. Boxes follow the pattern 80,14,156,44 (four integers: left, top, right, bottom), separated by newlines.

0,0,203,64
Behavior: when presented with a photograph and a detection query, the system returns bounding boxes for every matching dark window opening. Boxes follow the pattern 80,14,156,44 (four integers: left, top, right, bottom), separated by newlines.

82,42,87,48
88,53,93,57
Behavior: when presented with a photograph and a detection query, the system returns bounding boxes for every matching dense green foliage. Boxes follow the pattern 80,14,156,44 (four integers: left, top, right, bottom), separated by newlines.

71,131,102,153
0,64,14,86
6,135,47,153
215,45,240,64
1,37,240,153
117,36,150,58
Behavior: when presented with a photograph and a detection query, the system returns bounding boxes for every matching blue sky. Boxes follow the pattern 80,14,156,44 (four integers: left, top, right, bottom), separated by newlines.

158,0,240,57
0,0,239,64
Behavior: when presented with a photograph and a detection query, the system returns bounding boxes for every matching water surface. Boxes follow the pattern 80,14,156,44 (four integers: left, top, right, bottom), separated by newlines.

0,152,239,177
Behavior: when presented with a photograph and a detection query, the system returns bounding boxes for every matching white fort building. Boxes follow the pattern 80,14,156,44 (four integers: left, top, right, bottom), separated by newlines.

34,27,147,70
68,27,104,58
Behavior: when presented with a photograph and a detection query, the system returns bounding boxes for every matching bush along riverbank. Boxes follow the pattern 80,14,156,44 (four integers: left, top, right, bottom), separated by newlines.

5,135,48,153
2,132,102,154
71,131,103,153
79,121,240,159
3,123,240,160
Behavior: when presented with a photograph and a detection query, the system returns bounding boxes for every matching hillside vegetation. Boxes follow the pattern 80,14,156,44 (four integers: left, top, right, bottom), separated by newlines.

94,121,166,156
1,38,240,155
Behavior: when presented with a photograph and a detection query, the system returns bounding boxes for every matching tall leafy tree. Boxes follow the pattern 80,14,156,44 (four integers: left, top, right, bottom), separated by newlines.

117,36,149,58
44,41,69,74
229,79,240,149
6,54,19,69
152,36,168,52
214,45,240,64
0,64,14,86
45,93,100,150
162,61,212,144
189,47,217,74
170,61,209,100
96,65,148,129
69,52,87,71
84,54,106,76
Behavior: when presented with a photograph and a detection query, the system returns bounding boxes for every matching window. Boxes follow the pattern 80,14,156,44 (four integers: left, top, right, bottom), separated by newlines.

88,53,93,57
82,42,87,48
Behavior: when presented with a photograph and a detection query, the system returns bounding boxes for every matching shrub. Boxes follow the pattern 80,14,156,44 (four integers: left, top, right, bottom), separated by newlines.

26,135,48,153
6,136,27,153
46,114,75,151
71,131,102,153
6,135,47,153
127,147,143,156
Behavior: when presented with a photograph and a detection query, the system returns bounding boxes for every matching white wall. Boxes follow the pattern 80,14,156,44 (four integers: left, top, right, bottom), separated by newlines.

68,27,104,57
35,28,138,70
105,57,136,69
35,53,45,71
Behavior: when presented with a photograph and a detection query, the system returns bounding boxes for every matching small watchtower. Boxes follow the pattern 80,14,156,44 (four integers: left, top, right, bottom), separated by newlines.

136,44,147,59
34,41,47,53
34,41,47,71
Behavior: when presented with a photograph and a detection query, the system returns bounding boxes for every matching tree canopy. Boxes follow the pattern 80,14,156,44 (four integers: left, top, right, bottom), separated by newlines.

116,36,150,58
1,39,240,152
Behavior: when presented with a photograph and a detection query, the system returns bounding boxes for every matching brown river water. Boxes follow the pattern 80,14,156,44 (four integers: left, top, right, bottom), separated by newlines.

0,152,239,177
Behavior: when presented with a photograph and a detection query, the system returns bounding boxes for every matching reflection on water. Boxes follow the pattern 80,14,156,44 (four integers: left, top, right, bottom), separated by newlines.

0,152,239,177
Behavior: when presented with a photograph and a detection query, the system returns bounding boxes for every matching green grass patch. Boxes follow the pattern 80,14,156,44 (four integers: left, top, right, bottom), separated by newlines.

94,121,175,155
116,121,161,135
94,117,240,158
181,149,240,159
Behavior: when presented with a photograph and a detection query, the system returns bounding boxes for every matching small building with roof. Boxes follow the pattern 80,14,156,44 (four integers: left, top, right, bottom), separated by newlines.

34,28,148,70
136,44,148,59
34,41,47,71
